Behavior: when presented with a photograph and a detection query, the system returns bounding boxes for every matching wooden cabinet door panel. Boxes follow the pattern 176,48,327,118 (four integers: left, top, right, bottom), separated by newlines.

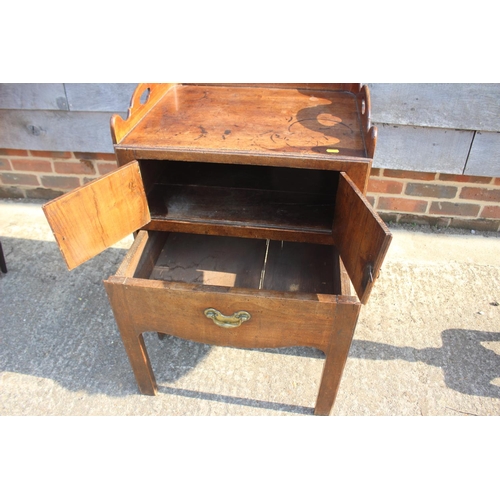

333,172,392,304
43,161,150,270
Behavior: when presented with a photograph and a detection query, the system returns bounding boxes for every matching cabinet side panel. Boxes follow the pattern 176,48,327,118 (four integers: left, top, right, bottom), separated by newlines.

333,172,392,304
42,161,150,270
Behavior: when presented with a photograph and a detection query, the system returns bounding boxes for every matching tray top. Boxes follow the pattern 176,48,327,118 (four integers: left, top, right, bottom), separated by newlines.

119,85,367,161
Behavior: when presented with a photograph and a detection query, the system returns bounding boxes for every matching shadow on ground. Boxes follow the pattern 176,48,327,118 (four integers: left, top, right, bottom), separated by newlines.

349,331,500,399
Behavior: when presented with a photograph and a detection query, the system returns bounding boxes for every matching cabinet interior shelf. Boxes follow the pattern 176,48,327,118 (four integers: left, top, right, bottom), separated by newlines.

141,160,339,242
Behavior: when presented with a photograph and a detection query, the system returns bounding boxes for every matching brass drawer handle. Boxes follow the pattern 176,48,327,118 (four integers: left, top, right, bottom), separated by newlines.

204,308,251,329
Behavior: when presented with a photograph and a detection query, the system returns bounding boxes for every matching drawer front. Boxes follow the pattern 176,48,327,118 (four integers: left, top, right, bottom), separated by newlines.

104,276,345,351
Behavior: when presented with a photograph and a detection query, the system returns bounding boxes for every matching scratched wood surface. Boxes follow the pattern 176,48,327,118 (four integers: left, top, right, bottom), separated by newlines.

119,85,367,161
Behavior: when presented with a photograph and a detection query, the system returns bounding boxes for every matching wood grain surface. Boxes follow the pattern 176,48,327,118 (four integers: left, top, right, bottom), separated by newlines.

118,84,367,161
333,173,392,304
104,274,340,351
43,161,150,269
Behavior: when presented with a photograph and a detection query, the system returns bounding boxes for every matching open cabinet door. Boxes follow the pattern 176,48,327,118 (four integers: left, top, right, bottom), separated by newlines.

333,172,392,304
43,161,150,270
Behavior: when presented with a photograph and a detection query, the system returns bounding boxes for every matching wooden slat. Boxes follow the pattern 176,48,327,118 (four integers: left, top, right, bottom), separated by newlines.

333,173,392,304
0,83,68,110
369,83,500,132
465,131,500,177
65,83,138,112
0,109,120,153
42,161,150,270
374,123,473,174
143,218,334,245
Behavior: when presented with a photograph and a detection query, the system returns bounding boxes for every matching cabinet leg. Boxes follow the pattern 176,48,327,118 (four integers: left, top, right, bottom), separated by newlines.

104,280,158,396
120,330,158,396
314,302,361,416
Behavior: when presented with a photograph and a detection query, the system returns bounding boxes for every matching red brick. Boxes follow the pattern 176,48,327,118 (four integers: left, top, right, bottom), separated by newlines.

0,158,11,171
54,160,95,175
370,168,382,177
459,186,500,203
383,169,436,181
0,149,29,156
366,195,375,207
480,205,500,219
406,183,457,199
96,161,118,175
41,176,80,189
11,159,52,173
30,150,73,159
438,173,492,184
97,161,118,175
494,178,500,186
367,178,403,195
377,197,428,213
74,152,116,161
0,172,40,186
429,201,480,217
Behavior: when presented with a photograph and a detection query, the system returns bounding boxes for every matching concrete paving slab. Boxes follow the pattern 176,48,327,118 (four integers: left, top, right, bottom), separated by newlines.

0,199,499,416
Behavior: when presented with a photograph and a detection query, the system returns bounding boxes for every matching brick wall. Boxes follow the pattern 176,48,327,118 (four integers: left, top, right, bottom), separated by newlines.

0,149,118,200
1,149,500,232
368,168,500,231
